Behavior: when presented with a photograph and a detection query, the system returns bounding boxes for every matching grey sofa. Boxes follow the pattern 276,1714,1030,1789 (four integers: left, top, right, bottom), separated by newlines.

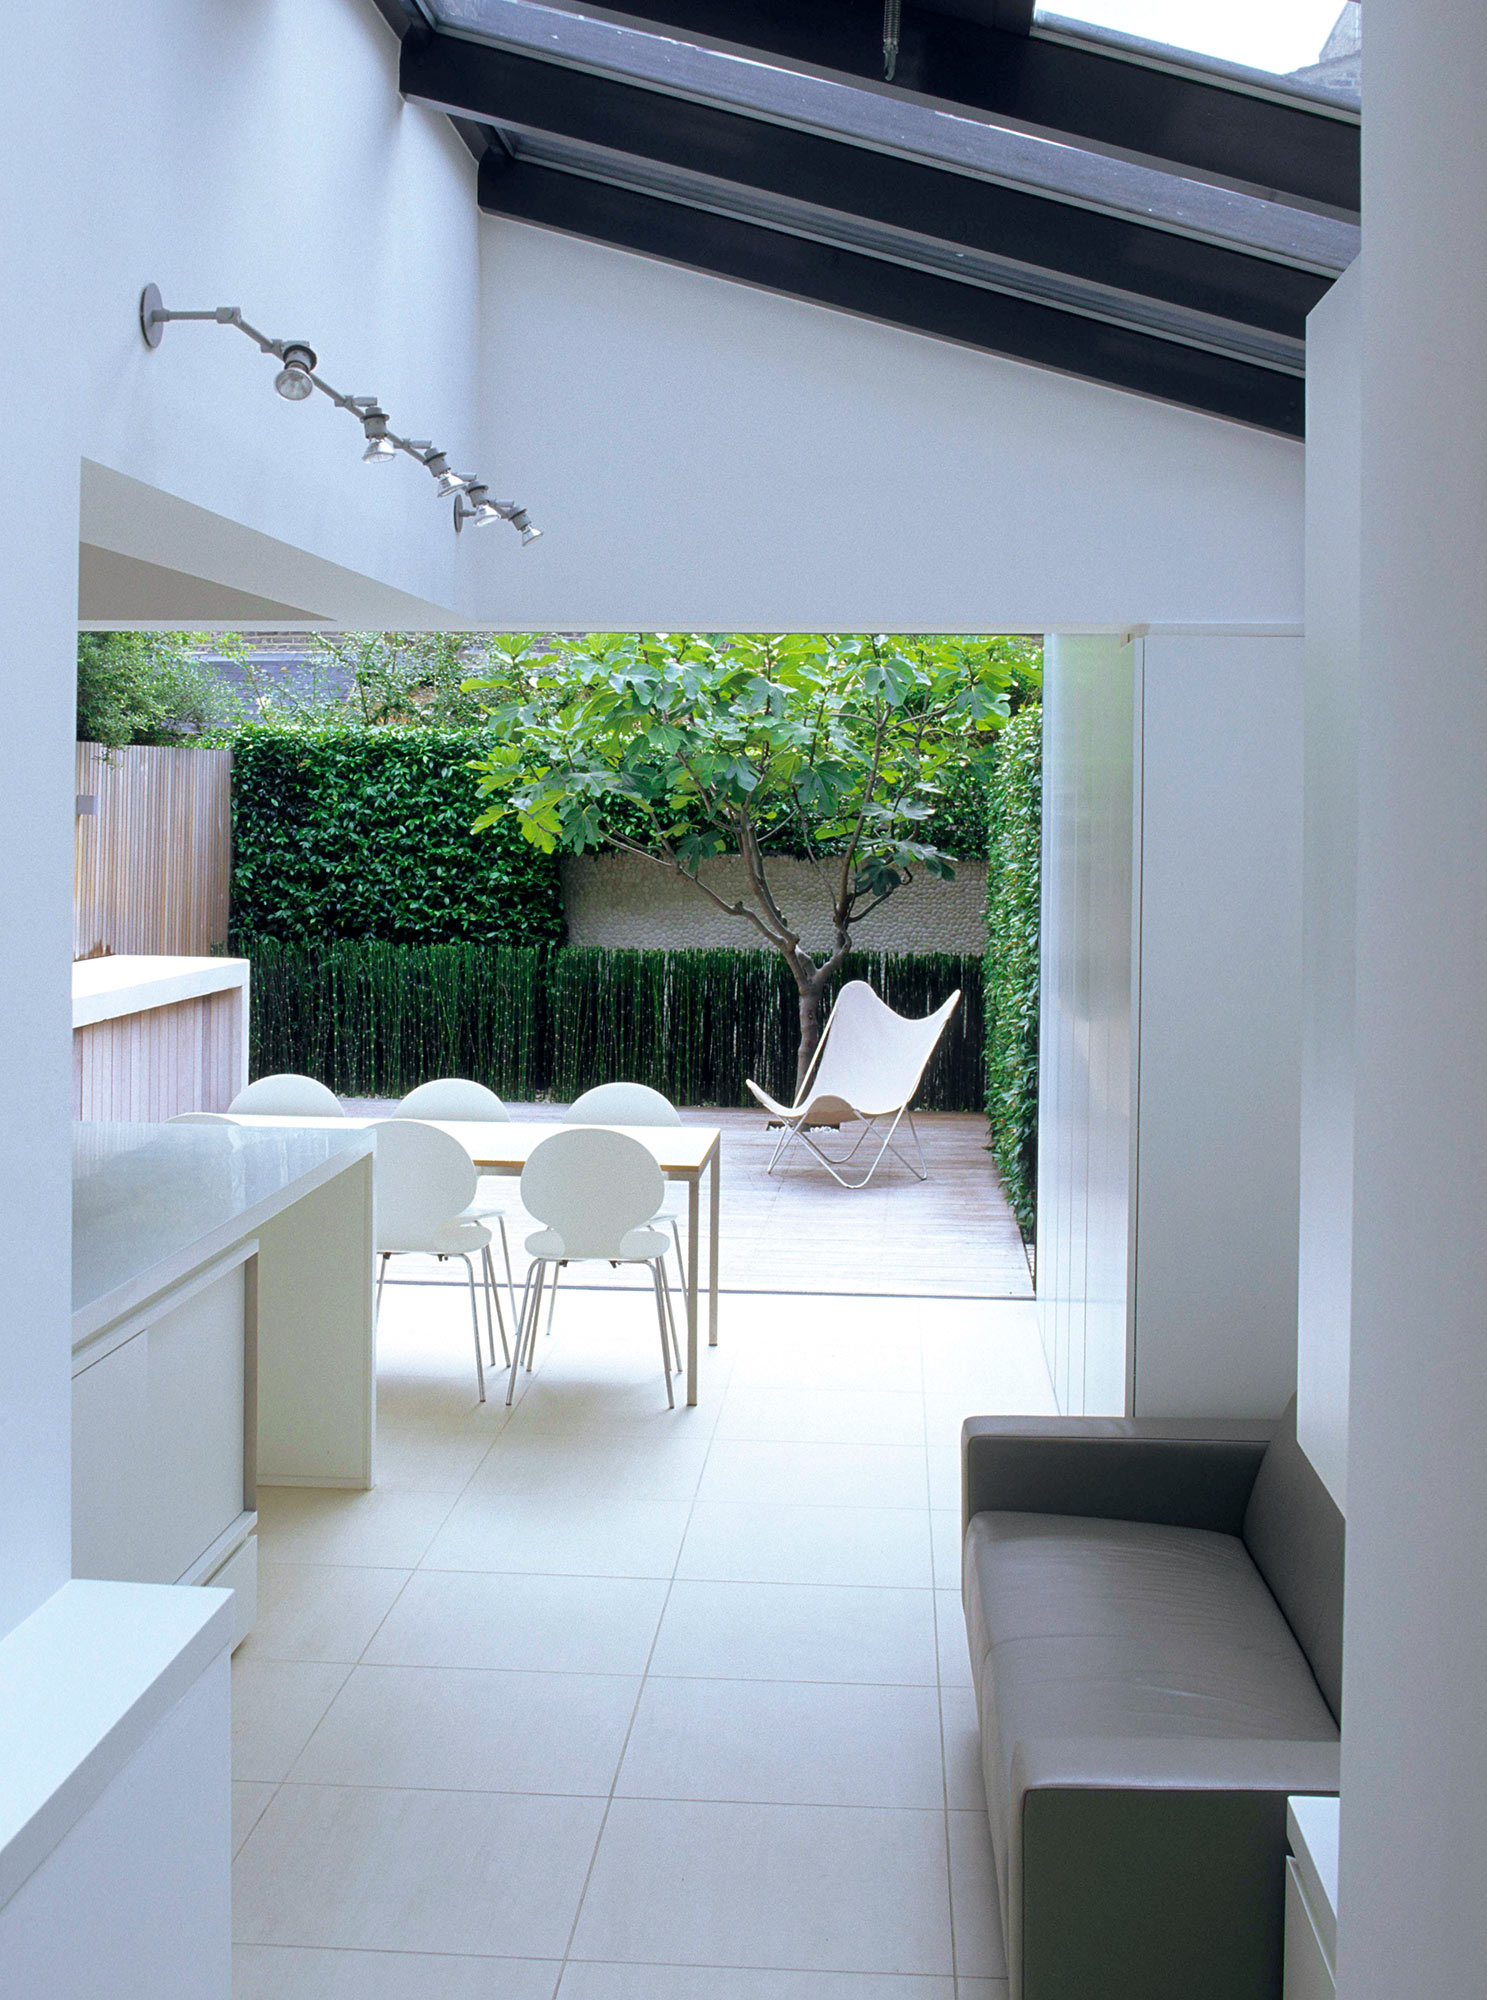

961,1400,1343,2000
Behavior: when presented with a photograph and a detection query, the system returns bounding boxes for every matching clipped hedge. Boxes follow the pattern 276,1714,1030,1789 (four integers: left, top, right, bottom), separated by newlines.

230,728,563,947
239,940,984,1112
984,705,1042,1234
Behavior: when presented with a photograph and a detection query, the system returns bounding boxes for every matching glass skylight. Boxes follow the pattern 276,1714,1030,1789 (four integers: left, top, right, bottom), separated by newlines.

430,0,1359,269
1035,3,1360,104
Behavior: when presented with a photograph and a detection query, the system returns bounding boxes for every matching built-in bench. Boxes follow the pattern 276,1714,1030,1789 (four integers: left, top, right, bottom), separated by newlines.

961,1401,1343,2000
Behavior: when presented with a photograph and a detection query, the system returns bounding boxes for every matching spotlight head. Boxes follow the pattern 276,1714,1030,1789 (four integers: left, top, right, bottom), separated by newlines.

424,452,470,498
273,343,317,400
360,408,396,463
461,483,501,527
520,524,543,547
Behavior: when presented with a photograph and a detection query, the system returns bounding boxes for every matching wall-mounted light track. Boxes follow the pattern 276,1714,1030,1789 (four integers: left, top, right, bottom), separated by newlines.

138,284,541,546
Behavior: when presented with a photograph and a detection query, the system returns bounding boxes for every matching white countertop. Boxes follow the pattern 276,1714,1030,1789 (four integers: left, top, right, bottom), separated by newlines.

72,954,248,1028
73,1121,374,1346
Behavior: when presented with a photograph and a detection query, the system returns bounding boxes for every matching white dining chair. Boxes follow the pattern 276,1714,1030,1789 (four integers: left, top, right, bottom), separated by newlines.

563,1081,687,1349
228,1073,346,1116
373,1119,508,1402
508,1126,679,1409
392,1077,518,1352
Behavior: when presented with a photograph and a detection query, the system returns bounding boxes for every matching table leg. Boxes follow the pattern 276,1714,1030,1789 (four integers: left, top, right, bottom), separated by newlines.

686,1175,700,1407
708,1141,720,1347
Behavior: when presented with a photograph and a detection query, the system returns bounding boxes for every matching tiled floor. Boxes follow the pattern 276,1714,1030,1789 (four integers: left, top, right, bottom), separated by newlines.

232,1274,1056,1998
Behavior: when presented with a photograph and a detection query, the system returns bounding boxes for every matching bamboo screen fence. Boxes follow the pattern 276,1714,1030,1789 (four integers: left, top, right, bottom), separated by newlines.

240,941,985,1112
74,743,231,959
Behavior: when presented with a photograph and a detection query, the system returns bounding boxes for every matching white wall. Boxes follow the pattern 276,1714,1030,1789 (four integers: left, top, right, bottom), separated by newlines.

1297,267,1362,1509
475,220,1306,633
1036,634,1136,1417
1036,630,1304,1421
1338,6,1487,1995
1129,631,1304,1419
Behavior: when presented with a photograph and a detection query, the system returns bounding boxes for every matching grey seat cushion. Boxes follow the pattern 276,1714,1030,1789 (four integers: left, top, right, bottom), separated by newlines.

964,1510,1341,1906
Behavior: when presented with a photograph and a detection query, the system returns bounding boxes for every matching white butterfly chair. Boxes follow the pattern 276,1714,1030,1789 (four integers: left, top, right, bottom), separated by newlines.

747,980,961,1189
507,1127,679,1410
228,1073,346,1116
373,1119,507,1402
392,1078,518,1359
561,1081,686,1366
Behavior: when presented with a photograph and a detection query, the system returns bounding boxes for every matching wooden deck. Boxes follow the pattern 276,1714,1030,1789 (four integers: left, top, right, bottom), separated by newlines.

350,1100,1032,1301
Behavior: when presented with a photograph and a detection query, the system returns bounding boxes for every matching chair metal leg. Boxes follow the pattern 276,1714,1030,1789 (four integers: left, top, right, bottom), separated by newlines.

496,1215,520,1334
659,1250,683,1372
545,1260,562,1338
460,1254,486,1404
507,1262,542,1405
482,1244,510,1365
650,1261,676,1410
374,1251,390,1322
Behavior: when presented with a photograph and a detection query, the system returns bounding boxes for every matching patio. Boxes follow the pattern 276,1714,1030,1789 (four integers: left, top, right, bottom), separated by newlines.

347,1100,1034,1304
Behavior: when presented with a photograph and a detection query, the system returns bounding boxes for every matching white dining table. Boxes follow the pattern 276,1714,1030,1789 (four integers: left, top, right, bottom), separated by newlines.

225,1114,722,1407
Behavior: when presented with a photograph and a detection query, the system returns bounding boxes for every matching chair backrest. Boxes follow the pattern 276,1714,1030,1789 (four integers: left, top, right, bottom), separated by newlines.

521,1127,665,1259
228,1072,346,1116
803,981,961,1117
1243,1397,1346,1724
168,1112,234,1124
564,1082,682,1127
372,1119,478,1252
393,1077,511,1122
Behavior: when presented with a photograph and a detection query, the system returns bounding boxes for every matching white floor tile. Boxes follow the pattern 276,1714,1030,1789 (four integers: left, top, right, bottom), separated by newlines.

372,1425,499,1492
501,1384,722,1437
559,1968,955,1999
936,1593,973,1689
233,1944,560,1999
232,1783,277,1857
571,1798,953,1975
650,1581,938,1686
256,1488,454,1569
288,1664,639,1796
947,1811,1007,1979
422,1491,692,1578
231,1658,351,1783
927,1441,965,1510
237,1562,410,1664
617,1677,945,1809
678,1503,933,1588
365,1570,668,1676
715,1386,926,1447
930,1512,963,1590
728,1327,916,1394
697,1441,929,1511
939,1685,986,1812
954,1984,1009,2000
468,1432,712,1503
233,1784,605,1958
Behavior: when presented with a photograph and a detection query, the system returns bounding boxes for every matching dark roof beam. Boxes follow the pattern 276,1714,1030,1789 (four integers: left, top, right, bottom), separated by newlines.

402,30,1328,341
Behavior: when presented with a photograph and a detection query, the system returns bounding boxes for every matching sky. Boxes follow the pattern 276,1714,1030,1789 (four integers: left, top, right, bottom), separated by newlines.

1036,2,1349,76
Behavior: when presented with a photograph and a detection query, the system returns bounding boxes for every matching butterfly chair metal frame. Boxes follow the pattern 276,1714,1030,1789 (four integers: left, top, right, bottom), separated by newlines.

747,981,961,1190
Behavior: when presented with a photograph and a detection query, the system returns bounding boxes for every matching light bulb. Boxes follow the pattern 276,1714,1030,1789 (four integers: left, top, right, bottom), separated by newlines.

360,409,395,463
521,524,542,547
273,343,317,400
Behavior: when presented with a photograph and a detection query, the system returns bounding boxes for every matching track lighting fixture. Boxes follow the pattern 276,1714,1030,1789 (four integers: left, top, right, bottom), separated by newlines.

273,343,317,401
138,284,540,546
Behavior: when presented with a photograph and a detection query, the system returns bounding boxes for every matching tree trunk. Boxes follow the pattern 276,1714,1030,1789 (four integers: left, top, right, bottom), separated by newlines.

795,974,831,1098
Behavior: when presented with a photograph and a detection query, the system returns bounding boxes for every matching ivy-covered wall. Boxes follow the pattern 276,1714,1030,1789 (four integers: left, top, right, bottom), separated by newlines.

984,704,1042,1234
230,729,564,947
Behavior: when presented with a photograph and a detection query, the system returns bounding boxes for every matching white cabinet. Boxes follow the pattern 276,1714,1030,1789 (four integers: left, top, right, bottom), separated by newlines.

72,1249,254,1624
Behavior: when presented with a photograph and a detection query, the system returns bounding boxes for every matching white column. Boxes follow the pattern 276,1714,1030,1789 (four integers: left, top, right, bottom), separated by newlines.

1339,7,1487,1995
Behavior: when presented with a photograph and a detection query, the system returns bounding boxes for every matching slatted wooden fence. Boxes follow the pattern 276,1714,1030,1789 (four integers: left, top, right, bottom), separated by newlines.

73,743,231,958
